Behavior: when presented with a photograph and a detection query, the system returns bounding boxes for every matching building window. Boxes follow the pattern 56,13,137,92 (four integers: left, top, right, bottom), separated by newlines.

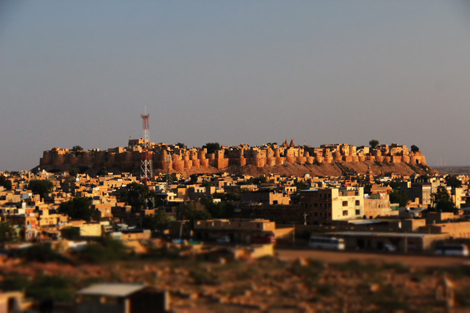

343,210,348,216
342,201,348,207
355,210,360,215
355,200,360,206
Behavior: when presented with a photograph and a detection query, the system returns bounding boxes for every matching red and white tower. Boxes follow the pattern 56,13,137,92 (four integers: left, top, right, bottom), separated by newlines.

140,110,153,183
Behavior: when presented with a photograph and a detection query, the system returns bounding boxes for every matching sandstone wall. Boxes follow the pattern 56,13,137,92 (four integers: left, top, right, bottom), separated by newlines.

39,142,428,173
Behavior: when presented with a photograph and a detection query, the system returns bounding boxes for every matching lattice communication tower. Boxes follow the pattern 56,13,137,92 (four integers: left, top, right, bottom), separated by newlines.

140,112,153,183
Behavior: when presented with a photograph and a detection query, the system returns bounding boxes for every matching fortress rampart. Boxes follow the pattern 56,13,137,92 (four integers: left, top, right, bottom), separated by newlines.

39,140,427,173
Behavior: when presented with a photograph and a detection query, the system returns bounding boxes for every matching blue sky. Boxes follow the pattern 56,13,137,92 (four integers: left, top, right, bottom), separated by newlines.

1,1,470,170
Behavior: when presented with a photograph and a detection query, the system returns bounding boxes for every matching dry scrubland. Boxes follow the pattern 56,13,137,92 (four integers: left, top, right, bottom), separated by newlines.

2,250,470,312
47,161,433,180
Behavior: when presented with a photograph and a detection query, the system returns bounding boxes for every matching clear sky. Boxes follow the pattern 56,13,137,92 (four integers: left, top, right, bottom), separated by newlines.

1,1,470,171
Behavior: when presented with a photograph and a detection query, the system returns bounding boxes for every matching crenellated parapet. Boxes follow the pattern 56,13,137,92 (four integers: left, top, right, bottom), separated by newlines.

38,139,428,173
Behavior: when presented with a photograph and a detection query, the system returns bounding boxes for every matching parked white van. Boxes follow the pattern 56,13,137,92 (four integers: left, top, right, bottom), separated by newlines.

309,236,345,250
434,244,469,257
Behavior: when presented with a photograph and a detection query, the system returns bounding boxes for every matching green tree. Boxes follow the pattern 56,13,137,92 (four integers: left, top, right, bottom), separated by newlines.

142,210,170,232
28,180,53,198
202,180,212,188
0,222,17,246
294,181,309,191
253,175,267,185
213,189,245,201
0,175,12,190
190,174,198,183
432,186,456,213
445,175,462,189
410,145,420,153
176,142,185,148
97,166,108,176
181,203,212,225
389,190,408,207
58,197,93,221
387,181,401,190
69,167,80,177
125,182,149,210
432,186,451,203
203,142,220,154
200,197,235,219
304,146,315,156
119,182,163,210
369,139,380,149
71,145,83,152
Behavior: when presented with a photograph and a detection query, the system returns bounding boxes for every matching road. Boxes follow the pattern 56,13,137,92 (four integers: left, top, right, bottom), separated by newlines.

275,247,469,267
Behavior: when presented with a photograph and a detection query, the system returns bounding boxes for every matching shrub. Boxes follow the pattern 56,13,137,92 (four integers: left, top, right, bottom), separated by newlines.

27,275,75,302
13,243,73,264
75,239,132,264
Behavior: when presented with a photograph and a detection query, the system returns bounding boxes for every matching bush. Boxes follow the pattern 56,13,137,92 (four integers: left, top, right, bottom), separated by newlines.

191,268,220,285
0,222,17,245
61,227,80,240
75,238,132,264
0,274,29,291
27,275,75,302
13,243,73,264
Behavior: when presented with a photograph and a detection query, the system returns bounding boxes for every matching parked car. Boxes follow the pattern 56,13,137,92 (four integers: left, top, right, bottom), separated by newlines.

216,236,231,243
250,235,276,245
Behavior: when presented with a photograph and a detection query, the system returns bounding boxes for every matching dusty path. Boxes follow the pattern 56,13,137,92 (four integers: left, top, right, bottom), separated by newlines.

275,247,469,267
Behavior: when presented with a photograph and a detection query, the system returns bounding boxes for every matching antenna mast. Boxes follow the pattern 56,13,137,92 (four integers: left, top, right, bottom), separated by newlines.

140,108,153,183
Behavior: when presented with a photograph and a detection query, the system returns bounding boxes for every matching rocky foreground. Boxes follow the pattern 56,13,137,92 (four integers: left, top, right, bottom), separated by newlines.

1,251,468,312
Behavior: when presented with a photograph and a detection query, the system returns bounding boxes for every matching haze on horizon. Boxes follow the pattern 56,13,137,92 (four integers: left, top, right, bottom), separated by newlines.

1,1,470,171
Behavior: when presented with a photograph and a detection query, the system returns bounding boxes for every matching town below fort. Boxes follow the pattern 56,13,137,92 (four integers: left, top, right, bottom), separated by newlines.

1,140,470,312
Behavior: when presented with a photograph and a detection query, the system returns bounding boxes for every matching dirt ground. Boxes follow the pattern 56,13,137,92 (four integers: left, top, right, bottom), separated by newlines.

276,247,469,267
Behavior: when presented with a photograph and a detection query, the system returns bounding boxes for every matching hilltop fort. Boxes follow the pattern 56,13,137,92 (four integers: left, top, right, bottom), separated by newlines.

38,139,431,177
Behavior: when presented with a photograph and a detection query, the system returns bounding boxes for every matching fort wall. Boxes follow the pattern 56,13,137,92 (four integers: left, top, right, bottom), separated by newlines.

39,140,428,173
